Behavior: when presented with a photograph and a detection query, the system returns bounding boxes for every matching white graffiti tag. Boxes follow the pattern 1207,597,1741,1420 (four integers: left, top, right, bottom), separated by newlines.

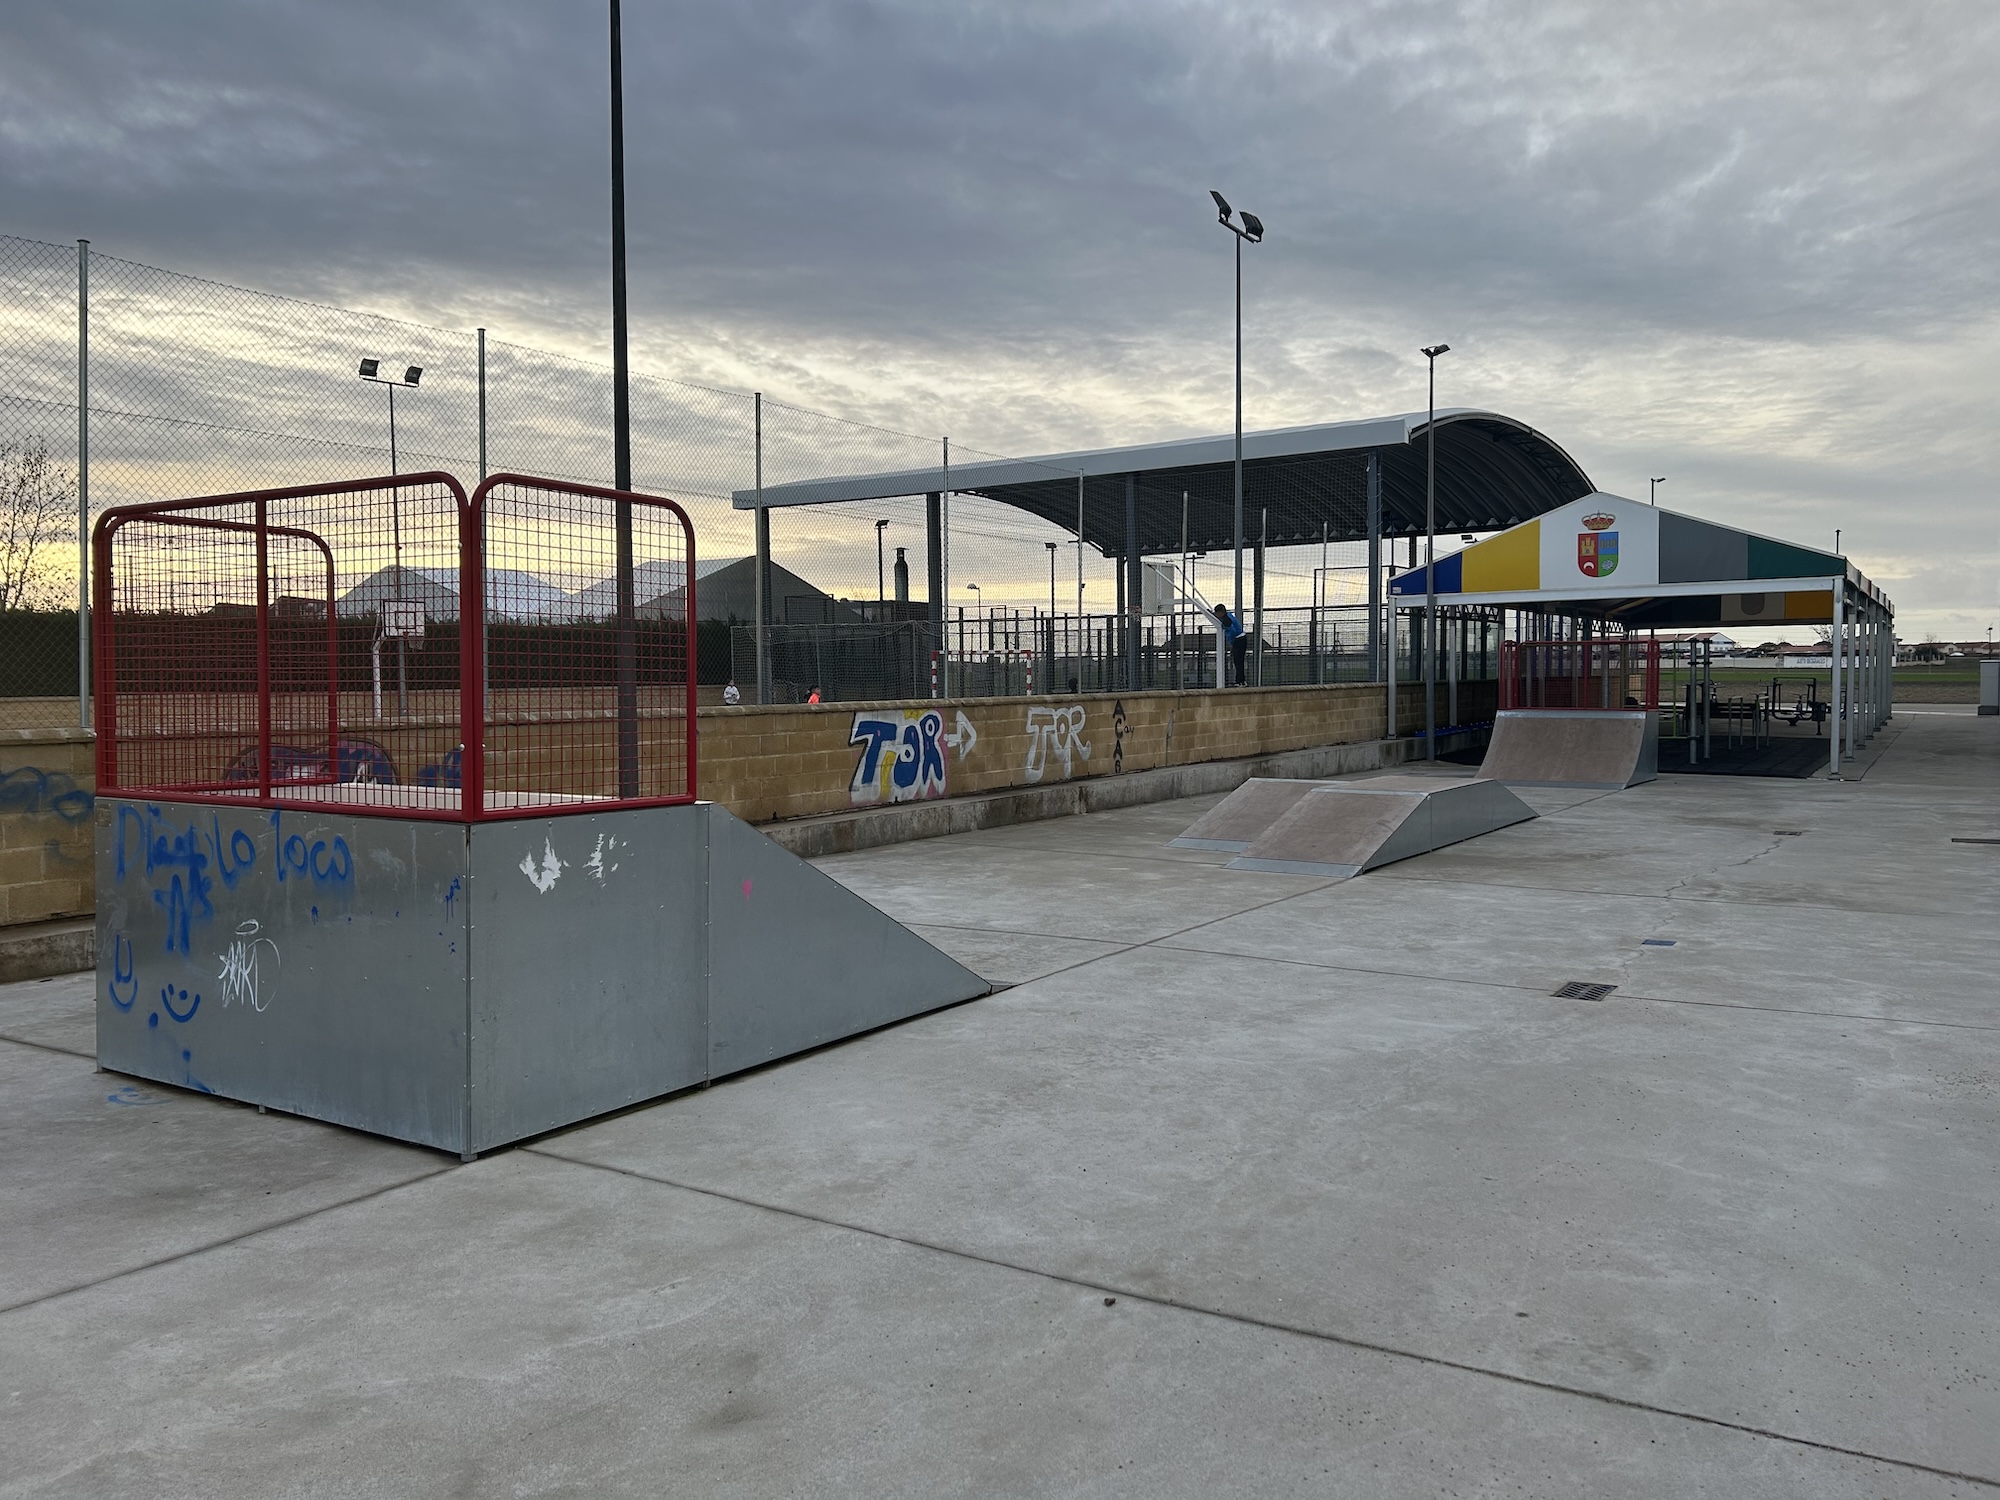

1024,705,1091,784
520,839,565,893
216,919,280,1012
584,833,623,883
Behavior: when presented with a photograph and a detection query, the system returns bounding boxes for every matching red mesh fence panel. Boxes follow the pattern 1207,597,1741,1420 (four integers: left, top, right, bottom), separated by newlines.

468,474,696,814
1500,637,1660,712
94,470,696,818
96,473,470,817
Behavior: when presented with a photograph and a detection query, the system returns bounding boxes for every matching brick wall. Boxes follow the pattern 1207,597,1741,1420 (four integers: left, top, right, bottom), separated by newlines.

0,681,1496,928
0,729,96,926
700,681,1492,824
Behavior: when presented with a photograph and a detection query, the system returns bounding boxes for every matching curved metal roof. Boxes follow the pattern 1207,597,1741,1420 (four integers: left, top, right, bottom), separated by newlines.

731,409,1595,556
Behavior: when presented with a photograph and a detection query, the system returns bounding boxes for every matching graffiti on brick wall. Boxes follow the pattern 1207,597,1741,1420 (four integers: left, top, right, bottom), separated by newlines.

0,765,95,824
1023,705,1091,784
848,708,950,805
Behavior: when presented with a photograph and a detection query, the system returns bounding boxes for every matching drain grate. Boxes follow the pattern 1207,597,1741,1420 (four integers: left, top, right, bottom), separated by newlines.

1641,938,1677,947
1773,830,1806,837
1553,981,1617,1002
1951,837,2000,845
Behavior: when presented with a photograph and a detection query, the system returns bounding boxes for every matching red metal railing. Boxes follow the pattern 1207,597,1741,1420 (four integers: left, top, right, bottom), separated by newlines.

93,471,697,821
1499,637,1659,712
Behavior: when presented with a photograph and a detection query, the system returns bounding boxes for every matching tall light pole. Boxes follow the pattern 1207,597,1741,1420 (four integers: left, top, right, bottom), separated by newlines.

1420,343,1450,760
1650,476,1665,505
875,519,889,607
357,358,423,719
1210,190,1263,626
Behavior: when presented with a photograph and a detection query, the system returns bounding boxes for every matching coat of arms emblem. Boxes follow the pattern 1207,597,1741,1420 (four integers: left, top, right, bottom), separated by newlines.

1578,511,1618,578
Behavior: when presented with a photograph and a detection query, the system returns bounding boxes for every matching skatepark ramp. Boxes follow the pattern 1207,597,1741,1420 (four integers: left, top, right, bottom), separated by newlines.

1173,775,1536,879
1477,709,1658,789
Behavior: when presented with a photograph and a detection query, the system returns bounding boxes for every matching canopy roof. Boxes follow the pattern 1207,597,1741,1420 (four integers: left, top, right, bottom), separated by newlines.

1387,493,1892,627
732,410,1594,557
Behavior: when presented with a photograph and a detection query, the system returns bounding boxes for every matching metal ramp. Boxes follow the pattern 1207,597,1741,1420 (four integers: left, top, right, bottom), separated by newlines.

1170,775,1538,879
1476,709,1659,789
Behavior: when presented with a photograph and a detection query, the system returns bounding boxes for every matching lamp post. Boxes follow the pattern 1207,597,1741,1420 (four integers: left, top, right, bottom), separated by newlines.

1420,343,1450,760
357,359,422,477
1209,190,1263,628
875,519,889,608
1650,476,1665,505
1045,541,1058,617
357,358,423,720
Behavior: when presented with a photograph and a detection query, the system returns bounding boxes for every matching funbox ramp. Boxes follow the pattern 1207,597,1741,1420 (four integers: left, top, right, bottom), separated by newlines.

1173,775,1536,879
96,799,986,1158
1476,709,1659,789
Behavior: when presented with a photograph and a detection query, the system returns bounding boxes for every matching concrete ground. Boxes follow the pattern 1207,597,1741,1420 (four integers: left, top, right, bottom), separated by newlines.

2,709,1997,1497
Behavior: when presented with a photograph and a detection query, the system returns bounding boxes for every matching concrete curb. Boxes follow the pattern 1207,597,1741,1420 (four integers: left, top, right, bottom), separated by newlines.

0,918,94,984
764,729,1489,858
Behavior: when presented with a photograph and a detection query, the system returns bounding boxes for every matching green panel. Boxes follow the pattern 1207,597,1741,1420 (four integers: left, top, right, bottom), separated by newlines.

1748,536,1841,579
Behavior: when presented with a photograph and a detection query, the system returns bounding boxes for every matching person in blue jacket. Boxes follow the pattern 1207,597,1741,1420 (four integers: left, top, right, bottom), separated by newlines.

1213,603,1248,687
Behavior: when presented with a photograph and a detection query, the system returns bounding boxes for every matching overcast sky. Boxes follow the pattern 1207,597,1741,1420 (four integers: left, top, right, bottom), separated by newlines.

4,0,1997,635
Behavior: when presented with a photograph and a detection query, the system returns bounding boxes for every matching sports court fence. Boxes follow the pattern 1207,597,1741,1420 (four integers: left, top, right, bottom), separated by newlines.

93,473,695,818
2,232,1393,726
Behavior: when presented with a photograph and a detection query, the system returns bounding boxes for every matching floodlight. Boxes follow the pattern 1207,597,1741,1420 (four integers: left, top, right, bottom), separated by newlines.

403,366,423,386
1421,344,1450,358
358,358,380,379
1209,189,1233,223
1240,211,1264,243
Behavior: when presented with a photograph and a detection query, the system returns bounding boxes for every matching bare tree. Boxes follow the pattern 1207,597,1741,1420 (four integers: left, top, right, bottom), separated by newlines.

0,436,76,612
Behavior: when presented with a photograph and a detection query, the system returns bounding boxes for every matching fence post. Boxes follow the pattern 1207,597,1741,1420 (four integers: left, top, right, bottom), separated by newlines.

1366,450,1381,682
754,393,770,704
77,239,90,729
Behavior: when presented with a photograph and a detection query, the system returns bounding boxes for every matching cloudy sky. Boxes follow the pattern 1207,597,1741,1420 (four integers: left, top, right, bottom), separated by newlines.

3,0,1997,635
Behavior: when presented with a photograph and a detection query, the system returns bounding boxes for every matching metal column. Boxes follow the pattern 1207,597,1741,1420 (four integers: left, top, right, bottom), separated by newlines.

754,395,770,704
76,239,89,729
1366,452,1382,681
1125,473,1141,691
926,491,944,695
1828,582,1844,779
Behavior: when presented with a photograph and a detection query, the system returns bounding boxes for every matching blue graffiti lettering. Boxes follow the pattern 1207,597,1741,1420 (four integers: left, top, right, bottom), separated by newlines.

207,817,257,888
849,717,901,785
917,710,946,785
268,810,352,889
108,933,137,1011
160,984,201,1023
0,765,95,824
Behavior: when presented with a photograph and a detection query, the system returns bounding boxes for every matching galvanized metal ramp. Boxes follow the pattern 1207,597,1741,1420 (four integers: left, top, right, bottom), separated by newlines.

1476,709,1659,789
1209,776,1537,879
96,798,988,1158
1168,778,1332,852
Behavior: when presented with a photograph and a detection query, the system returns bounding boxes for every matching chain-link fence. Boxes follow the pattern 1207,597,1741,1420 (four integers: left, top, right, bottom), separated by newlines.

2,231,1419,726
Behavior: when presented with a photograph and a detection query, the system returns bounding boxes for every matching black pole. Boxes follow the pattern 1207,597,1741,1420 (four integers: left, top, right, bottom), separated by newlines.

609,0,638,797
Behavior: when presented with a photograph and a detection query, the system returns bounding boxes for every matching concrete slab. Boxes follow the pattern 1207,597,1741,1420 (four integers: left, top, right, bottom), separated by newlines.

0,1149,1953,1498
0,970,94,1057
547,942,2000,1482
2,711,1995,1494
0,1039,444,1310
813,837,1336,945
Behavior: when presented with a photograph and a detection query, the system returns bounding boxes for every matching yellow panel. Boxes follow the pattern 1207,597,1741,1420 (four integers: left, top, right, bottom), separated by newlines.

1784,589,1833,621
1463,519,1540,593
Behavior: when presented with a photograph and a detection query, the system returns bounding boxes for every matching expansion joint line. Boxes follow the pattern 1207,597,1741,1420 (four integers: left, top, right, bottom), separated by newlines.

526,1148,1999,1492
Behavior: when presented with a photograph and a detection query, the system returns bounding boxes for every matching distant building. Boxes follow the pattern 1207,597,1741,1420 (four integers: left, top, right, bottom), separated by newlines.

620,557,859,625
338,564,576,623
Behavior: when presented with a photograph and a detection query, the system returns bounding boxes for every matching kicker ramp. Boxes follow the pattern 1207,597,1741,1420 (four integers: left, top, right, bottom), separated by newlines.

1476,709,1659,789
96,799,987,1158
1169,777,1333,851
1216,775,1537,879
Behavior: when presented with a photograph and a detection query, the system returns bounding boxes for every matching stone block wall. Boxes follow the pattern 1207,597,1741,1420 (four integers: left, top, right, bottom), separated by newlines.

0,680,1497,934
0,729,96,926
